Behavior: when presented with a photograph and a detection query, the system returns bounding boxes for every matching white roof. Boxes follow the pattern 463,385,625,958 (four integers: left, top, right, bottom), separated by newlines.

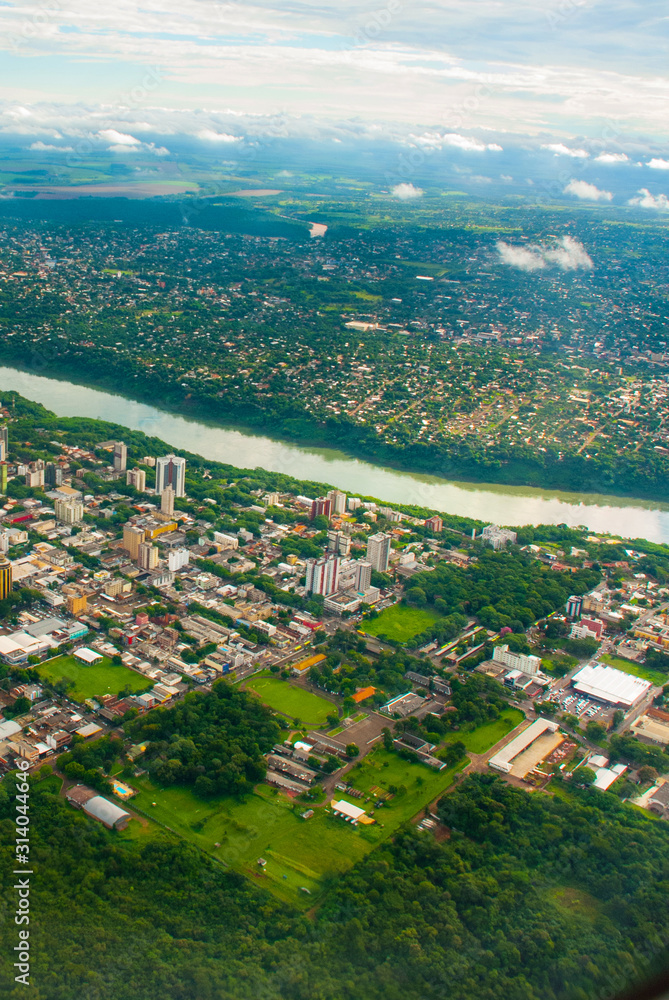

74,647,103,664
489,718,559,774
75,723,103,737
83,795,130,827
573,663,651,707
0,720,21,740
331,799,366,821
593,764,627,790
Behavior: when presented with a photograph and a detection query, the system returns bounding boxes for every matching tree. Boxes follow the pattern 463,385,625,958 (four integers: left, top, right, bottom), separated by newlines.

382,726,393,751
345,743,360,758
638,765,658,785
573,766,596,787
586,720,607,742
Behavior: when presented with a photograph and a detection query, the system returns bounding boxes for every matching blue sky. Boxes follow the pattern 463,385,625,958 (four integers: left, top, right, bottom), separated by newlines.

0,0,667,138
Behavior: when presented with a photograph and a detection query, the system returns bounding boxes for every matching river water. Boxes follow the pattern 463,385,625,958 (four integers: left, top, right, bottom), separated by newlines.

2,366,669,543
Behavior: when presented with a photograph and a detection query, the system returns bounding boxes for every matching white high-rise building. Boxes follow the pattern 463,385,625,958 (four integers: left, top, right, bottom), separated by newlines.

167,547,190,572
304,554,340,596
366,532,391,573
327,489,347,515
113,442,127,473
155,454,186,497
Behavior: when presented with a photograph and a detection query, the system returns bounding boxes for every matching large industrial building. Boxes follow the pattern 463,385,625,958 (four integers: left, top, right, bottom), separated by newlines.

571,663,651,708
489,718,560,774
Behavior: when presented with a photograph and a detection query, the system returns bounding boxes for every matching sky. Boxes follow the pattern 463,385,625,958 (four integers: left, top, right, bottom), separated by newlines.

0,0,667,138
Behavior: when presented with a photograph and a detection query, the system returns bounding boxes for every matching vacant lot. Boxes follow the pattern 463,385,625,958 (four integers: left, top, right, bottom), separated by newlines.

38,654,150,702
363,605,440,644
245,672,333,726
443,709,525,755
601,654,666,687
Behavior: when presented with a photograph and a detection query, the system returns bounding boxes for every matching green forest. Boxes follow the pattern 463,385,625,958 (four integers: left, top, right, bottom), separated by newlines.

1,771,668,999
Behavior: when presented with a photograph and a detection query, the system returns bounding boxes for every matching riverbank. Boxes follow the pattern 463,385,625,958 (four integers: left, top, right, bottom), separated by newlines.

2,355,668,505
2,365,669,541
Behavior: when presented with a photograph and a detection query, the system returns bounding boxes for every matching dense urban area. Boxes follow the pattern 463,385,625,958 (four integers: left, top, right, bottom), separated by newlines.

0,195,669,498
0,390,668,998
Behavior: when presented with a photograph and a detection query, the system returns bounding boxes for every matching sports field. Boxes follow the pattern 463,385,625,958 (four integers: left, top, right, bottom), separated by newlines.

38,654,150,702
363,604,440,643
129,747,464,906
601,654,666,687
442,709,525,755
245,672,333,726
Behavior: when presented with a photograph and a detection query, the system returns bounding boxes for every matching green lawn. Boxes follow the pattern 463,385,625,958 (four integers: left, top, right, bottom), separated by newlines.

601,654,667,686
363,604,441,644
442,709,525,755
38,654,150,702
244,672,333,727
128,748,464,906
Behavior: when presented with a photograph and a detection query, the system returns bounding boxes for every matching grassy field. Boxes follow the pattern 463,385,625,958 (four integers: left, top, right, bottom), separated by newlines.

129,748,464,906
443,709,526,754
601,654,667,686
244,672,333,727
38,654,150,702
363,604,441,644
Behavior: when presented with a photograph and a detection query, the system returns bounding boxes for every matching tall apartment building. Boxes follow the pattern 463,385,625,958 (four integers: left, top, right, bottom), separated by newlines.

0,439,4,462
481,525,517,550
25,461,45,489
54,498,84,525
327,530,351,557
304,554,340,596
366,532,391,573
45,462,64,487
347,497,361,511
327,489,347,516
160,485,175,516
0,425,7,456
155,454,186,497
310,496,331,521
122,524,146,560
167,547,189,572
138,542,159,571
492,644,542,676
355,560,372,592
0,554,12,600
113,441,127,473
126,467,146,492
66,592,88,616
424,515,443,534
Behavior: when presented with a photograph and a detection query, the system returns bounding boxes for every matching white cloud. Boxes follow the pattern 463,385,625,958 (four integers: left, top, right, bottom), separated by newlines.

647,158,669,170
29,141,72,151
628,188,669,211
197,129,241,143
98,128,140,146
564,179,613,202
107,143,139,153
594,152,629,164
391,182,423,200
542,143,589,158
497,236,593,272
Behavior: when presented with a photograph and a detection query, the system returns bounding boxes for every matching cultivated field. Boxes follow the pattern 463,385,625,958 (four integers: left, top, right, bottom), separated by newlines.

38,654,150,702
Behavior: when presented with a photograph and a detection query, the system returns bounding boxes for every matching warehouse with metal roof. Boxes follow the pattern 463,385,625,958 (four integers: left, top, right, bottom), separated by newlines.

82,795,131,830
572,663,651,708
489,718,559,774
